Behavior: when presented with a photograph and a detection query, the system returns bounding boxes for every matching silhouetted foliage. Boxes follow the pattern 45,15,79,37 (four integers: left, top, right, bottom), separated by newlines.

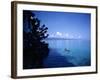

23,10,49,69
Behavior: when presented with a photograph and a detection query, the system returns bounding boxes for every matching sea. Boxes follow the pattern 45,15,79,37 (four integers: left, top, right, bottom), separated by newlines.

43,38,91,68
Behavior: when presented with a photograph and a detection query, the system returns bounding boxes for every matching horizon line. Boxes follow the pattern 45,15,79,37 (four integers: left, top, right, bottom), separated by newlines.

46,37,90,40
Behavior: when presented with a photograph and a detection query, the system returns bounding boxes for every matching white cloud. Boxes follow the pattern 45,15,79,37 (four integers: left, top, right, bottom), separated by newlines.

65,33,69,37
78,35,81,38
56,32,62,36
50,34,54,37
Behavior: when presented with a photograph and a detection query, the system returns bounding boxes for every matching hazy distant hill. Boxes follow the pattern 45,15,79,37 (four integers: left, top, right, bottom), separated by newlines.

46,37,79,40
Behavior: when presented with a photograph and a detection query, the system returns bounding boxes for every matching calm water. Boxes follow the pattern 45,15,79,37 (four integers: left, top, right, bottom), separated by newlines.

43,39,91,68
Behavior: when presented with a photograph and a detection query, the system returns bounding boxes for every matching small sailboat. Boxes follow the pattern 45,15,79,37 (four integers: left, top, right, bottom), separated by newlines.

64,48,70,52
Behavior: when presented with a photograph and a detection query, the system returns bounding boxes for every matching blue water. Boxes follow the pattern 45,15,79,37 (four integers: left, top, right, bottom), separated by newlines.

43,39,91,68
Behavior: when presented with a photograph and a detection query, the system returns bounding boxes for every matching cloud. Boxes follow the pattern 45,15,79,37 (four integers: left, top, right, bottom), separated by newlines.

56,32,62,36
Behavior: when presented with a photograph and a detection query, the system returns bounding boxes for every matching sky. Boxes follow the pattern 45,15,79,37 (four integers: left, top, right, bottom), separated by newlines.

32,10,91,40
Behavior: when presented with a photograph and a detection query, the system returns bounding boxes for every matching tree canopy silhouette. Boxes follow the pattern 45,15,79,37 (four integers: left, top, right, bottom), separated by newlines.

23,10,49,69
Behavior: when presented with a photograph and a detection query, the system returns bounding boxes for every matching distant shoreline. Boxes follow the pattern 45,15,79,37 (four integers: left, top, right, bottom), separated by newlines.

45,38,88,40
